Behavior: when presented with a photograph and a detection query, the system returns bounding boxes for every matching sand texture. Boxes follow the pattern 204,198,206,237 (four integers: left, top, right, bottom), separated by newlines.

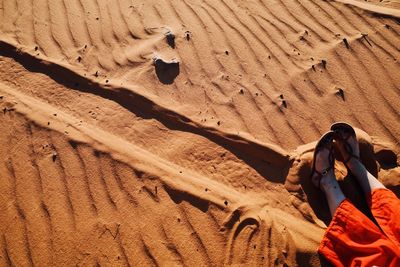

0,0,399,266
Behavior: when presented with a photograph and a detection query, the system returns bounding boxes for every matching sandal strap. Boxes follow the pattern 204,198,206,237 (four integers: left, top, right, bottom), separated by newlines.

337,133,360,165
313,146,334,189
310,131,335,190
314,166,332,189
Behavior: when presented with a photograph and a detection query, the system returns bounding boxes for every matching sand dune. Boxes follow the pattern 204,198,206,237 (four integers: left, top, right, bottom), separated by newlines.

0,0,399,266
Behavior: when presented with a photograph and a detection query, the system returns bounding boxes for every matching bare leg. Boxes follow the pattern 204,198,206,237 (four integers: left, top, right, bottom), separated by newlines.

320,174,346,216
312,146,346,216
347,158,385,195
333,126,385,195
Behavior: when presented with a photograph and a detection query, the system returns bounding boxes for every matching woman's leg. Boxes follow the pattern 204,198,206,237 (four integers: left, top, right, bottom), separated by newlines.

317,158,400,266
316,141,400,266
333,123,400,247
311,142,345,216
313,143,399,265
320,173,345,217
346,158,385,195
314,127,400,265
347,158,400,246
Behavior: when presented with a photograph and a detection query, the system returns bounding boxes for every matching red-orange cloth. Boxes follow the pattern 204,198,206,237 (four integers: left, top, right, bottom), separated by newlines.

319,189,400,267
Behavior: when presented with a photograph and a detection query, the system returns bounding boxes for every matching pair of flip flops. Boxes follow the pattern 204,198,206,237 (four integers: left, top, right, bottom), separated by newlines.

310,122,360,189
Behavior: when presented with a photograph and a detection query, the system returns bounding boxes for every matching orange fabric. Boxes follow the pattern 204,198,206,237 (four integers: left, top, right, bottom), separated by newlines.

319,189,400,267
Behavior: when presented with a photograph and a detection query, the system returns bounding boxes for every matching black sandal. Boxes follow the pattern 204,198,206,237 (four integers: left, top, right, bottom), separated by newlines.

310,131,335,189
330,122,360,167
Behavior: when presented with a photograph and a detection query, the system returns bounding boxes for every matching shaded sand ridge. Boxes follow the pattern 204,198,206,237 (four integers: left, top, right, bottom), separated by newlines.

0,0,399,266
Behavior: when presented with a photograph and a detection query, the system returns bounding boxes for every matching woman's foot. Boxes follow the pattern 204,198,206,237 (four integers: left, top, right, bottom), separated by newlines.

331,122,360,173
331,122,385,194
310,131,337,192
311,131,346,216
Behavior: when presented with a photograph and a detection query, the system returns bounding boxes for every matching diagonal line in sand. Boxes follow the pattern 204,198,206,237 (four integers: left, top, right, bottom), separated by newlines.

0,81,325,254
332,0,400,18
0,39,293,186
0,81,260,210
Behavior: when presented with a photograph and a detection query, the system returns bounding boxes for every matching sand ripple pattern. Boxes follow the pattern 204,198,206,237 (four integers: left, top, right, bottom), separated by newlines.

0,104,304,266
0,0,399,150
0,0,399,266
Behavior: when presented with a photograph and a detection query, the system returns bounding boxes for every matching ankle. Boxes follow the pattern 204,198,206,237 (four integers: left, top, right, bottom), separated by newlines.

320,173,338,191
347,157,365,174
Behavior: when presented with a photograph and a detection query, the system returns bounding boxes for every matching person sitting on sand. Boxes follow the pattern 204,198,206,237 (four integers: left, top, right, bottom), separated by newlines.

310,122,400,266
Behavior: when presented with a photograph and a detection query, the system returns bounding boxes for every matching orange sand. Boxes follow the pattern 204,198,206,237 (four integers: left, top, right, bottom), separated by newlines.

0,0,399,266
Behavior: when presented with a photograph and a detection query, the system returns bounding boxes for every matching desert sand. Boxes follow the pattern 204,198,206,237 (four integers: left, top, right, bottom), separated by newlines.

0,0,399,266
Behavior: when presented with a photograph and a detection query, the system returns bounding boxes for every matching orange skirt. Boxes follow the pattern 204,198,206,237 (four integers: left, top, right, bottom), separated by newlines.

319,189,400,266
